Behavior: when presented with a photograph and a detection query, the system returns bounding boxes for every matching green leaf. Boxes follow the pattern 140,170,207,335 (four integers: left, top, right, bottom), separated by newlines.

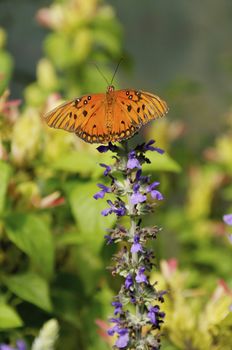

50,149,112,178
5,214,54,279
65,181,116,253
0,303,23,329
0,160,11,215
143,151,181,173
3,273,52,312
0,50,14,94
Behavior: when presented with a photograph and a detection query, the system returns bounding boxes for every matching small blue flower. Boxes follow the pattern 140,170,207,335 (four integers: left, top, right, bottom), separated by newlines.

93,183,111,200
147,305,165,327
130,184,147,205
144,140,165,154
135,266,147,283
104,234,114,244
125,274,133,289
223,214,232,226
131,234,143,253
115,328,129,348
112,301,123,315
147,182,163,200
101,200,126,217
127,151,141,170
100,163,111,176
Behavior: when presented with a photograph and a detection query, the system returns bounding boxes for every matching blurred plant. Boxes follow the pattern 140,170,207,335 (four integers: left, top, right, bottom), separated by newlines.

0,28,13,95
94,140,166,349
0,319,58,350
155,260,232,350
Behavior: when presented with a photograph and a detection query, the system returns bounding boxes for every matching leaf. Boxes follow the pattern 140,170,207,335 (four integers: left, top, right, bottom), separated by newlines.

5,213,54,279
3,273,52,312
65,181,116,253
0,303,23,329
143,151,181,173
50,149,112,178
0,160,11,215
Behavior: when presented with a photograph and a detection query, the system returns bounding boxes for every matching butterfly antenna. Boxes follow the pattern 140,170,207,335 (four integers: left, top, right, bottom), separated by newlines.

93,63,110,85
110,58,123,85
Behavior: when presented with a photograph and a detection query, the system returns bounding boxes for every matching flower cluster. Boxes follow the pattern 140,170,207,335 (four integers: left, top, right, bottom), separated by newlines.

94,140,166,349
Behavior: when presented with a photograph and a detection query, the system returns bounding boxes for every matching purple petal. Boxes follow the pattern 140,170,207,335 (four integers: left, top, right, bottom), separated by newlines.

135,267,147,283
127,158,141,170
115,330,129,348
145,140,165,154
96,145,110,153
147,181,160,192
150,190,163,200
100,163,111,176
131,242,143,253
16,341,26,350
93,190,105,199
130,192,147,205
223,214,232,226
101,208,113,216
125,274,133,289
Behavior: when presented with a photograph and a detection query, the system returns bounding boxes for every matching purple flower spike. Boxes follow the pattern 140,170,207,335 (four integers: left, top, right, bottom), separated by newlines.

131,234,143,253
135,266,147,283
112,301,123,315
100,163,111,176
125,274,133,289
93,183,111,200
223,214,232,226
127,151,141,170
115,329,130,348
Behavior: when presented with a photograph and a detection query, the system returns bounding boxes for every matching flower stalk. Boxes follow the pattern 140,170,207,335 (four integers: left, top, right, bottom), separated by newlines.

94,140,166,349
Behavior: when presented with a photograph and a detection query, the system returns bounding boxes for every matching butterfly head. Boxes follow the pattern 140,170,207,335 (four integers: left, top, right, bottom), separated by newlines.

107,85,115,93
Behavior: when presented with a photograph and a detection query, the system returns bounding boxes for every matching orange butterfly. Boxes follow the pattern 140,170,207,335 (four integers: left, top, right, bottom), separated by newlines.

44,85,168,144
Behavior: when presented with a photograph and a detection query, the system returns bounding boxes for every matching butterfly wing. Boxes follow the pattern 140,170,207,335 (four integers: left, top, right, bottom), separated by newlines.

44,93,112,143
110,89,168,142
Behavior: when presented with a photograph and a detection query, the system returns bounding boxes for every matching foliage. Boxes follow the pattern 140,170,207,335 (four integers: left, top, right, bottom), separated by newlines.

0,0,232,349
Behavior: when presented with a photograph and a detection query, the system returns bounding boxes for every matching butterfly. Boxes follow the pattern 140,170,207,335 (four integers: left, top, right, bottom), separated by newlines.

44,85,168,144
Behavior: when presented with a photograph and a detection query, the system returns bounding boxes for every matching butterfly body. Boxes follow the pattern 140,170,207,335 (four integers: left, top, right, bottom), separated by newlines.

44,86,168,144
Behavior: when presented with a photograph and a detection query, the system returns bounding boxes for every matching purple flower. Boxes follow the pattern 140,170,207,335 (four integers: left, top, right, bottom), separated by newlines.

131,234,143,253
112,301,123,315
127,151,141,170
223,214,232,226
16,341,26,350
115,328,129,348
147,305,165,327
0,346,14,350
125,274,133,289
144,140,165,154
101,200,126,217
100,163,111,176
130,184,147,205
147,182,163,200
104,234,114,244
135,266,147,283
136,169,149,183
93,183,111,199
97,143,118,153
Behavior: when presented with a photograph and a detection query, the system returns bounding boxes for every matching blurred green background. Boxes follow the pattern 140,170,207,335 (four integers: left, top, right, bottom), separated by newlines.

0,0,232,349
